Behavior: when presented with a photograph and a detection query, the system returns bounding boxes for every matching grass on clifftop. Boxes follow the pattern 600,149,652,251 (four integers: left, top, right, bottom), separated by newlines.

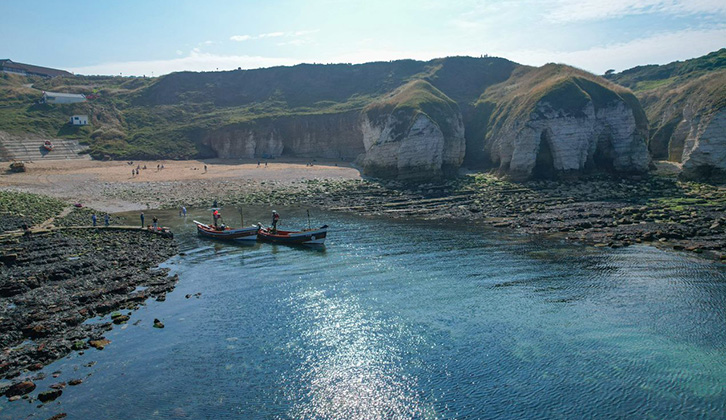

364,79,460,140
606,48,726,92
481,64,646,138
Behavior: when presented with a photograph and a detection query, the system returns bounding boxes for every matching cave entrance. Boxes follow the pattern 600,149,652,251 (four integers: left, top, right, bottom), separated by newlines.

532,130,555,179
593,133,615,172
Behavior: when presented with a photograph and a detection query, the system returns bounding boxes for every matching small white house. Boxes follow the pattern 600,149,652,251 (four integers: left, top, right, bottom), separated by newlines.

70,115,89,126
43,91,87,104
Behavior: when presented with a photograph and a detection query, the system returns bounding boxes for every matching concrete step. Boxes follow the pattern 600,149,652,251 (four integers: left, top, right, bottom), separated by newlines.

0,137,90,161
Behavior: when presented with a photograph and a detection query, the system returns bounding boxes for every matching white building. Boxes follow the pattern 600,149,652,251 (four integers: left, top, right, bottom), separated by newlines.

70,115,89,126
43,91,86,104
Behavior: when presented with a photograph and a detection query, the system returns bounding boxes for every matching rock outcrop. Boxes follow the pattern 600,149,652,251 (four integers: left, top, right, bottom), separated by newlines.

480,66,650,180
360,80,465,180
605,49,726,181
680,108,726,180
203,80,466,181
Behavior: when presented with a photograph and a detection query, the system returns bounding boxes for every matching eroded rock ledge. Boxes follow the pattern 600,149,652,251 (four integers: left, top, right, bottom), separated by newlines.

0,229,177,381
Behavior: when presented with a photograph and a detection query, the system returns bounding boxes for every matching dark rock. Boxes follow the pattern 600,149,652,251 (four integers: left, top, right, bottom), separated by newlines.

38,389,62,403
68,378,83,386
5,380,35,397
153,319,164,329
49,382,66,390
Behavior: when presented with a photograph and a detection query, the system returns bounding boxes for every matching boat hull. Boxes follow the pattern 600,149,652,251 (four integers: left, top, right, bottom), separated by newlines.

194,221,258,242
257,225,328,245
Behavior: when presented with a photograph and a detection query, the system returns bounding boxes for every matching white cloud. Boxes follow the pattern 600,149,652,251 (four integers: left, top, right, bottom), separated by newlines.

258,31,285,38
293,29,319,37
231,30,318,43
277,39,309,47
68,50,300,76
547,0,726,23
230,34,253,42
495,27,726,73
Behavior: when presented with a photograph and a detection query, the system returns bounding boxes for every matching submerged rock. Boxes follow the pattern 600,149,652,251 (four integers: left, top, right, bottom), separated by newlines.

88,339,111,350
38,389,62,403
5,380,35,397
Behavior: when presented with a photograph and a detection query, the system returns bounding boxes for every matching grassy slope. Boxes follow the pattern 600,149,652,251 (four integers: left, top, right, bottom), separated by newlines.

0,57,516,160
605,48,726,160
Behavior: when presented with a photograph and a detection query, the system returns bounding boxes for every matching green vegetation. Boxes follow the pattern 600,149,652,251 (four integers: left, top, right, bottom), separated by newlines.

605,48,726,91
0,57,518,160
606,49,726,161
0,190,66,225
364,80,460,140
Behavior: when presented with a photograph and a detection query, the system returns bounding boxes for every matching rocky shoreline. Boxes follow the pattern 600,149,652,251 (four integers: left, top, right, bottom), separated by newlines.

0,227,177,403
77,168,726,260
211,173,726,261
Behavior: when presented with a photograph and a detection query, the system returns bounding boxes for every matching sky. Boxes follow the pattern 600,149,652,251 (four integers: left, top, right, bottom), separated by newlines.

2,0,725,76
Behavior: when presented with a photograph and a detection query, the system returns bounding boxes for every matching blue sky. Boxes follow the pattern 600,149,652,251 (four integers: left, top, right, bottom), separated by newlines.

2,0,725,76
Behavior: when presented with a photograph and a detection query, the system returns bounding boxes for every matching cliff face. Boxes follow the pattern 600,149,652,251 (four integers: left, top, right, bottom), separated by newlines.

203,82,467,181
360,80,465,180
360,111,465,180
606,49,726,181
480,66,650,180
202,111,365,160
680,108,726,180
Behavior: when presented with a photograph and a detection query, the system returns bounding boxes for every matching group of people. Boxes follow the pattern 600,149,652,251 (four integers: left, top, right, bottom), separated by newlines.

91,213,110,227
139,212,159,229
131,164,148,177
130,205,282,233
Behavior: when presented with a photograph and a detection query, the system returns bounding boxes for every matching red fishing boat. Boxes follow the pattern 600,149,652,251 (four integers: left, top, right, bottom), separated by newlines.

257,224,328,245
194,220,258,242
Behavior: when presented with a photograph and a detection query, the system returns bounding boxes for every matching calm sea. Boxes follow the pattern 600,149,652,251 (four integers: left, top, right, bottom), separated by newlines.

3,207,726,419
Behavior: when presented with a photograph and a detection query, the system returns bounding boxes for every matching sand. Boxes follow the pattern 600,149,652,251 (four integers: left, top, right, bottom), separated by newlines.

0,158,361,212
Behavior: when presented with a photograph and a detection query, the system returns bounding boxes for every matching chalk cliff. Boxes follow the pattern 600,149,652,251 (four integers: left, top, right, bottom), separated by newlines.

479,66,650,179
202,111,364,161
605,49,726,181
360,80,465,180
202,81,466,181
680,108,726,180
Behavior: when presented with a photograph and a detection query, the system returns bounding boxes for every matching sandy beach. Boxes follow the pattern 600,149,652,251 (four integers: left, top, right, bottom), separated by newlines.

0,159,361,212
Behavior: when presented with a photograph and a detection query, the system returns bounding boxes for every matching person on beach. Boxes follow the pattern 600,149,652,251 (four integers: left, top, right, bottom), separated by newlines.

271,210,280,233
152,216,158,229
213,209,220,227
104,214,110,226
92,213,97,226
204,165,207,172
180,206,187,216
140,212,145,228
132,169,135,177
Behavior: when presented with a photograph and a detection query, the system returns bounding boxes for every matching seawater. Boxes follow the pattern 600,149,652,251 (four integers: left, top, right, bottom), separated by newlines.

3,207,726,419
